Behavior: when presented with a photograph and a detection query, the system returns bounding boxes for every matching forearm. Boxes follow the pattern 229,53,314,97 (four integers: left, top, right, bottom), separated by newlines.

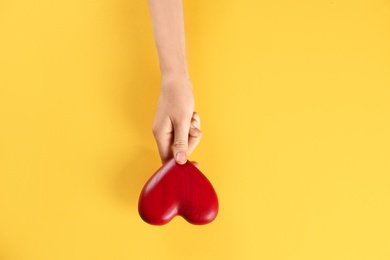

148,0,189,79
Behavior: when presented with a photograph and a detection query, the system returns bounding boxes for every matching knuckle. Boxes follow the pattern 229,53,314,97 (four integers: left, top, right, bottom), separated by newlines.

173,140,187,149
193,112,200,120
152,124,166,137
151,126,158,136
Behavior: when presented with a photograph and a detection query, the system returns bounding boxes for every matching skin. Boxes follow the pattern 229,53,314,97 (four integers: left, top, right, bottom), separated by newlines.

148,0,202,165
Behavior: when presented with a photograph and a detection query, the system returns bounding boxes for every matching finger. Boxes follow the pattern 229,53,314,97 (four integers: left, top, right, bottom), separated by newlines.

155,133,173,164
188,112,202,156
152,119,174,164
188,127,202,156
172,121,191,165
191,112,201,130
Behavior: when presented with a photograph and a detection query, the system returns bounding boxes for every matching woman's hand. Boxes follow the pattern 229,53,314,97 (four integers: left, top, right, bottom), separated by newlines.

152,75,202,165
147,0,200,164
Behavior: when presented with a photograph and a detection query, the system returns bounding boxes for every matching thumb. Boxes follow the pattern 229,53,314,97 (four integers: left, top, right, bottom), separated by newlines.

172,122,190,165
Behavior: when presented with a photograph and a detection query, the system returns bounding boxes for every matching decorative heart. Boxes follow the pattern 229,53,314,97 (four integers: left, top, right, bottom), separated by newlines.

138,158,218,225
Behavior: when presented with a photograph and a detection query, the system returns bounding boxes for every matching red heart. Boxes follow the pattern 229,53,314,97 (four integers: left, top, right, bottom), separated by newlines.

138,158,219,225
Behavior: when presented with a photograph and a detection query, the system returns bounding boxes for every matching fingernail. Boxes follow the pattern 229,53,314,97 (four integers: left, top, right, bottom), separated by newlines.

176,152,186,163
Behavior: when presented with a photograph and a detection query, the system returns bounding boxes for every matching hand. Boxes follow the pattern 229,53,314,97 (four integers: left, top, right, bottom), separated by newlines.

152,76,202,165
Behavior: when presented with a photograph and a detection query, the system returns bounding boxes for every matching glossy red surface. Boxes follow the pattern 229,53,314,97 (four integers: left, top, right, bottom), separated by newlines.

138,159,218,225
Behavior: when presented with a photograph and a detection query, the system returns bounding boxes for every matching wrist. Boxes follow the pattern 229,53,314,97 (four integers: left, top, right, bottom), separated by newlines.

161,73,193,91
161,69,190,84
160,66,189,80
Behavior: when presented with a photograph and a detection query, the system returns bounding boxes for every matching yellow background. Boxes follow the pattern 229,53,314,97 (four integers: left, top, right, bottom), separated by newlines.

0,0,389,259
